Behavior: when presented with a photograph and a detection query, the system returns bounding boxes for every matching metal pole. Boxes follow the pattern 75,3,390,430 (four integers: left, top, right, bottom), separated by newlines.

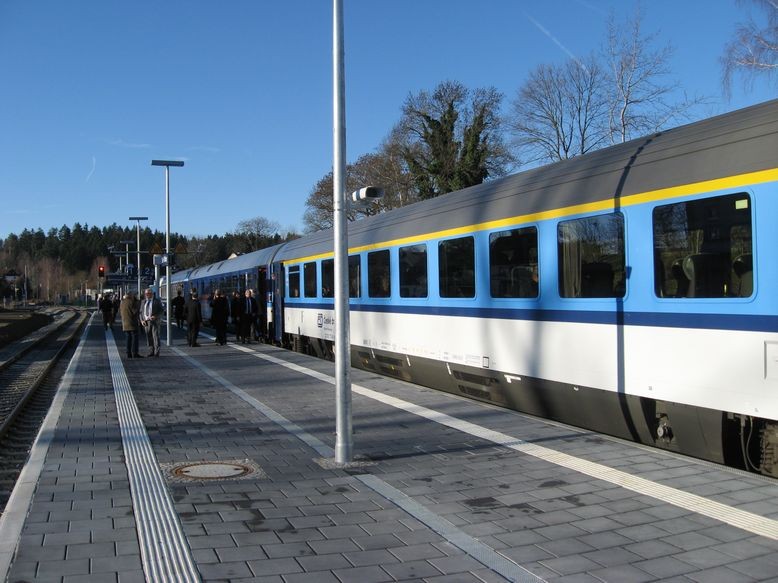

165,165,171,347
136,223,141,294
333,0,352,463
130,217,148,295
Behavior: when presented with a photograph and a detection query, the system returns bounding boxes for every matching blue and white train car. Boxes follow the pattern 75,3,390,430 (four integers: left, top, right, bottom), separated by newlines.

273,100,778,477
161,244,284,334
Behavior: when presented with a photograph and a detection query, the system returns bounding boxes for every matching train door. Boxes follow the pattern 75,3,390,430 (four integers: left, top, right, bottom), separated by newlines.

271,262,285,343
257,266,269,340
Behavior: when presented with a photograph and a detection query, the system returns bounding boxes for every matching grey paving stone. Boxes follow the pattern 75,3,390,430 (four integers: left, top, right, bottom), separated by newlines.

261,542,315,559
66,541,116,559
663,530,720,551
247,556,303,577
582,547,642,567
634,556,699,578
331,565,394,583
343,548,399,567
684,565,759,583
296,552,352,572
727,557,778,579
389,542,447,562
588,563,658,583
63,573,119,583
540,555,603,576
198,560,255,579
281,571,341,583
15,544,66,562
215,544,267,562
36,558,91,577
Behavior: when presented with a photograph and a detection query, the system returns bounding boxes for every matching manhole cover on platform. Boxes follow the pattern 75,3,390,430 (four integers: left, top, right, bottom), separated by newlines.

176,462,251,479
161,459,266,483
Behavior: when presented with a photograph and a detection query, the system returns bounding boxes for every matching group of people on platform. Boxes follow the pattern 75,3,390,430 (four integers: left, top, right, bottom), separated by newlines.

117,288,164,358
114,287,264,358
206,288,261,345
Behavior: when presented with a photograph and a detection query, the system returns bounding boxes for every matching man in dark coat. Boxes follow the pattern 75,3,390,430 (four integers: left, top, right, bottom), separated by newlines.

230,291,243,342
184,289,203,347
100,293,113,330
171,290,186,329
240,289,257,344
209,289,229,345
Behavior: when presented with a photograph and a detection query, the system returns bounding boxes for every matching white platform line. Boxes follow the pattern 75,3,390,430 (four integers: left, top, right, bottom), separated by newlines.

231,344,778,541
106,331,200,582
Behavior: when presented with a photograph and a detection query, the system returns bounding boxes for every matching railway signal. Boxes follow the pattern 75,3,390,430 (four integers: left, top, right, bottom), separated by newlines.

98,266,105,278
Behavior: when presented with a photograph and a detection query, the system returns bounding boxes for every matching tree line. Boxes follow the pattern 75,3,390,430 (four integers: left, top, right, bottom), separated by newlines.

0,220,298,303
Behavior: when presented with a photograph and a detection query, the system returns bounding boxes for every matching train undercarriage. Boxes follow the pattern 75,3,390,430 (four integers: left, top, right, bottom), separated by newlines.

284,331,778,479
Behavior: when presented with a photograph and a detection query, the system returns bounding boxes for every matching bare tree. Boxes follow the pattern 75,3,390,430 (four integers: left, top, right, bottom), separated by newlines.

235,216,281,251
722,0,778,95
605,6,706,143
507,54,609,165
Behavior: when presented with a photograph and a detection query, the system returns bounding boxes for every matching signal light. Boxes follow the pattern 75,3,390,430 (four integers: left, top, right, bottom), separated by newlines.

98,266,105,278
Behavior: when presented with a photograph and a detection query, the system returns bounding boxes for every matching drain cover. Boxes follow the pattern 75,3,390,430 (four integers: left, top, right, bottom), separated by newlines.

174,462,252,479
161,459,266,482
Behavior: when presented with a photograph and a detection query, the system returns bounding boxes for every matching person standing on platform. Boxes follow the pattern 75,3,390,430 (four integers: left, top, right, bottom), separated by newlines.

185,289,202,347
230,291,243,343
140,288,163,356
100,293,113,330
111,294,121,327
210,289,229,345
250,289,261,341
241,289,257,344
120,291,142,358
171,289,185,329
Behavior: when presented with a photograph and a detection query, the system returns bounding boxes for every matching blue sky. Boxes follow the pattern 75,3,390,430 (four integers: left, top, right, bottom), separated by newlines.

0,0,774,240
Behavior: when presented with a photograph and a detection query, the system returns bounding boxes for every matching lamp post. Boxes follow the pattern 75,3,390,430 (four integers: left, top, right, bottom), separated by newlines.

129,217,148,295
151,160,184,347
120,239,134,298
332,0,352,464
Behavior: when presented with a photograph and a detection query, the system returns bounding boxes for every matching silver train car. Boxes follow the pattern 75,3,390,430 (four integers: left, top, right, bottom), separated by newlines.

165,99,778,477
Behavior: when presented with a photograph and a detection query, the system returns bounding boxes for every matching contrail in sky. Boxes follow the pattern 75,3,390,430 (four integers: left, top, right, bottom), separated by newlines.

86,156,96,182
525,12,588,73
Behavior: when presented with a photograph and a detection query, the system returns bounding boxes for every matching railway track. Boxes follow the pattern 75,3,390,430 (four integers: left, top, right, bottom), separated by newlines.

0,309,87,511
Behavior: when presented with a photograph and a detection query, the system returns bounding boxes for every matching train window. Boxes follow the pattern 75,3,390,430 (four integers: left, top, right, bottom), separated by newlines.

322,259,334,298
400,244,428,298
439,236,475,298
558,213,625,298
304,262,317,297
349,255,361,298
368,250,391,298
489,227,538,298
653,193,753,298
288,265,300,298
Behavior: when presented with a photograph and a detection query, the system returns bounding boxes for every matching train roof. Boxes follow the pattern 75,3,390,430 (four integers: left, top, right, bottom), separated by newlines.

276,98,778,261
166,243,285,285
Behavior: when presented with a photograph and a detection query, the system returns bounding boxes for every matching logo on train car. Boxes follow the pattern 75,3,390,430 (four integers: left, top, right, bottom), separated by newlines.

317,313,333,328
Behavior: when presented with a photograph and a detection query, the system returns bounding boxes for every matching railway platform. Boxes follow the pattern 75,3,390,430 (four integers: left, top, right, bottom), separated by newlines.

2,315,778,582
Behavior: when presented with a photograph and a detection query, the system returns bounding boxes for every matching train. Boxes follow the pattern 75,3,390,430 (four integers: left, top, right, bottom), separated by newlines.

162,99,778,478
